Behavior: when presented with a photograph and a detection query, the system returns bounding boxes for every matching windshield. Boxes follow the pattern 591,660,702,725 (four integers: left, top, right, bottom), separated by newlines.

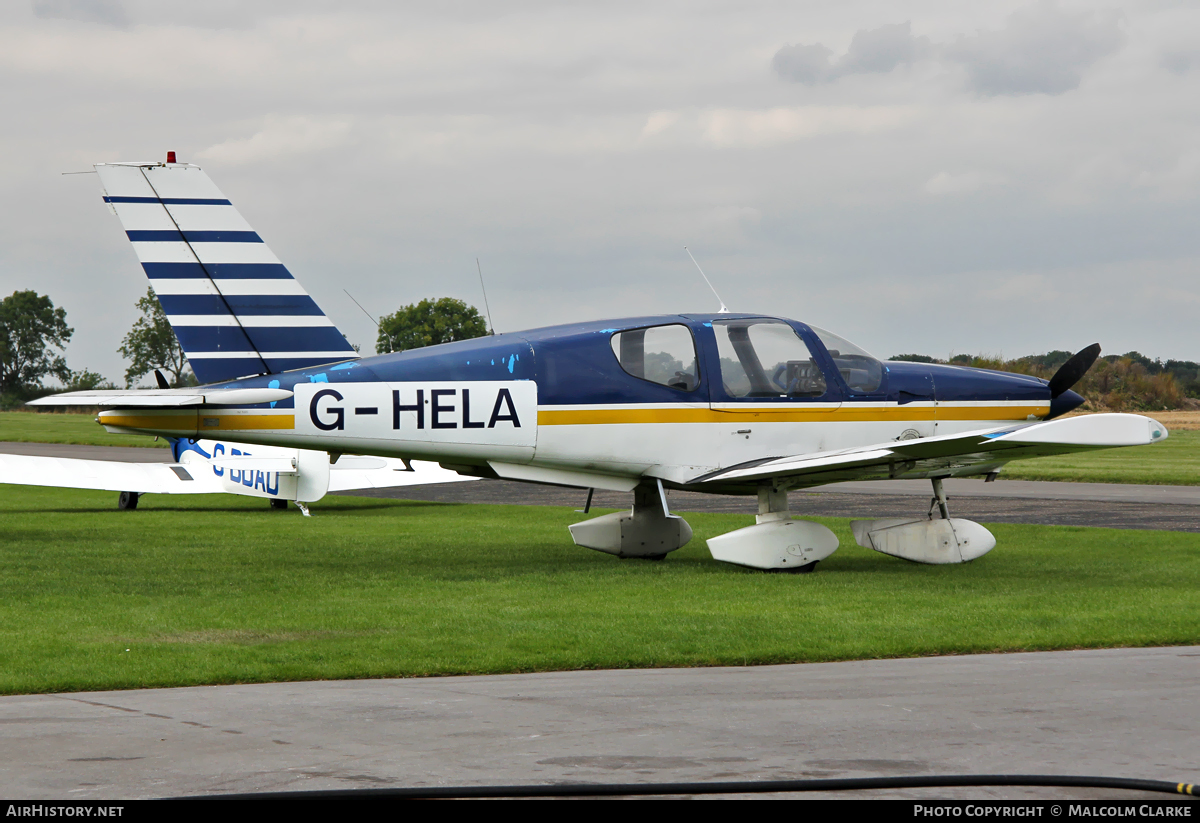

808,325,884,393
712,319,828,398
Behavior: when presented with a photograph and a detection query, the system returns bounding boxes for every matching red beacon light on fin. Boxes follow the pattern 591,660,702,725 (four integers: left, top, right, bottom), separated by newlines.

166,151,176,164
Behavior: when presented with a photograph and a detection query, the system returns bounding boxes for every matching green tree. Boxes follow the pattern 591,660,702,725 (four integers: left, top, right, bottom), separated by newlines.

376,297,489,354
118,288,191,387
888,354,937,363
0,290,73,401
62,368,117,391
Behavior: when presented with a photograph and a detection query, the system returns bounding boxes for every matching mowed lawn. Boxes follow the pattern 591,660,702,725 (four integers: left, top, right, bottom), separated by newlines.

1003,429,1200,485
1,486,1196,695
0,411,166,450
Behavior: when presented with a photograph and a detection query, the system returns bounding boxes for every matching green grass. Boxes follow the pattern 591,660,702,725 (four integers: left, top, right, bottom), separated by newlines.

1003,430,1200,485
0,411,167,449
1,485,1195,695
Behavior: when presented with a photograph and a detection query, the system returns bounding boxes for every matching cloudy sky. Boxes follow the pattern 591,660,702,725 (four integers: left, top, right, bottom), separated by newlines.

2,0,1199,383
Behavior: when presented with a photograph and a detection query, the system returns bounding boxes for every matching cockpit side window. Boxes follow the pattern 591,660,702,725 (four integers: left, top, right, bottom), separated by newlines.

807,325,884,394
712,319,827,398
609,324,699,391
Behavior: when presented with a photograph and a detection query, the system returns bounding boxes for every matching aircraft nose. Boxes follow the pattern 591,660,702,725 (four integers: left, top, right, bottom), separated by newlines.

1047,388,1085,420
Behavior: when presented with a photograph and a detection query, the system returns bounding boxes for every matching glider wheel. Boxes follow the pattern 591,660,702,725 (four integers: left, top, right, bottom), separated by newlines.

117,491,139,511
270,499,288,510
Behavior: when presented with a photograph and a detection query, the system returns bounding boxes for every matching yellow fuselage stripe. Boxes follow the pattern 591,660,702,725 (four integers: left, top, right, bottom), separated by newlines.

537,405,1048,425
100,405,1047,433
99,412,295,431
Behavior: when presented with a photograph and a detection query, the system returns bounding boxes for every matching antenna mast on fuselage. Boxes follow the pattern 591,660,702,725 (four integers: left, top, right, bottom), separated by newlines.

476,257,495,335
684,246,729,314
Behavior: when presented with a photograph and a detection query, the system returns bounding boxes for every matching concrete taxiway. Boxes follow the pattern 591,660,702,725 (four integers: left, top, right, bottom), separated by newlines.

0,647,1194,800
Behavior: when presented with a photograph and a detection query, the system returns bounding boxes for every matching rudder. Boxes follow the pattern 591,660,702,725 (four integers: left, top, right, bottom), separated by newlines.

95,158,358,384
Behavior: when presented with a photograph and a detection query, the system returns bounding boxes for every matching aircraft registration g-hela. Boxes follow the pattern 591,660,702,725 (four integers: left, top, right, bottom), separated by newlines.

29,155,1169,571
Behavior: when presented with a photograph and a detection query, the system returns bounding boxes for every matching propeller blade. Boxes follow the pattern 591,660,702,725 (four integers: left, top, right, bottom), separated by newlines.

1048,343,1101,399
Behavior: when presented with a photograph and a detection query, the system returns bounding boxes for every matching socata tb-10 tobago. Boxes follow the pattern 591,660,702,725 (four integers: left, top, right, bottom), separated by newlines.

31,154,1168,571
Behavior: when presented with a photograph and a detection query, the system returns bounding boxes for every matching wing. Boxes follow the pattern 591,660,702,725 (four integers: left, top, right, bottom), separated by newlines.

688,413,1168,490
0,452,473,498
0,453,225,494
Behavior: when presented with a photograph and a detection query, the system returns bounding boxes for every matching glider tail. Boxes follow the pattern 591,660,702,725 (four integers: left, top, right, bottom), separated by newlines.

94,157,358,384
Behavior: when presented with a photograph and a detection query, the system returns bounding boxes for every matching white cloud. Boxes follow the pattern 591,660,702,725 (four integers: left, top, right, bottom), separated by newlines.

197,117,354,166
640,111,681,139
700,106,914,148
924,170,1007,196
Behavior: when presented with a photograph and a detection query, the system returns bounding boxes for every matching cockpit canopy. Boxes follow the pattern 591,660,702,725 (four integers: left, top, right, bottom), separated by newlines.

712,318,827,397
711,318,883,397
606,316,884,399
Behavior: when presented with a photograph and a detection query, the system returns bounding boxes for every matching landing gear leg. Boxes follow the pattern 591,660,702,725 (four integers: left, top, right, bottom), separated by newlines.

295,501,311,517
117,491,139,510
930,477,950,520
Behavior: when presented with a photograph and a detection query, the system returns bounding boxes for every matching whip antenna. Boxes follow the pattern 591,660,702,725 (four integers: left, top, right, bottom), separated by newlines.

344,289,379,327
684,246,729,314
346,289,400,352
476,257,495,334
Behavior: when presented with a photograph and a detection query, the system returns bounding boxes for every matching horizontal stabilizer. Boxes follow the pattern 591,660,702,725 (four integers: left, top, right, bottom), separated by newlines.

27,387,293,408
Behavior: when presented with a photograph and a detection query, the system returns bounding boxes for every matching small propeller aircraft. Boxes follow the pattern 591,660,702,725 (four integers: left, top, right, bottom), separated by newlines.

26,155,1168,571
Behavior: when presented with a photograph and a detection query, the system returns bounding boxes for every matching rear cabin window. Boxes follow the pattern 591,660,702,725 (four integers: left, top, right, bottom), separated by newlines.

610,324,699,391
713,319,827,398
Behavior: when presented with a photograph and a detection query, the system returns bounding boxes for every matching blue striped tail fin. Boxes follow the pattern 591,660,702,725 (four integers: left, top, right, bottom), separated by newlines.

94,160,358,384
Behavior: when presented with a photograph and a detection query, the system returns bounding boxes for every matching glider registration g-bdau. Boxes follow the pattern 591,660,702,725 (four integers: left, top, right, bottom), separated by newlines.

29,155,1168,570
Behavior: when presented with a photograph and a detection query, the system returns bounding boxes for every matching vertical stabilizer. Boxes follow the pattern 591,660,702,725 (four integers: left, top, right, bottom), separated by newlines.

95,160,358,384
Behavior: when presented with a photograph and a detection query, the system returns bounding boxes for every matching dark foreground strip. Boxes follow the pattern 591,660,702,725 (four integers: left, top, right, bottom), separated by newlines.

192,775,1196,799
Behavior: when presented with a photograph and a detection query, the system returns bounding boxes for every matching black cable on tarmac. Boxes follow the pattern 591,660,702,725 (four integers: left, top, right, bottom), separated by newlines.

194,774,1196,799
